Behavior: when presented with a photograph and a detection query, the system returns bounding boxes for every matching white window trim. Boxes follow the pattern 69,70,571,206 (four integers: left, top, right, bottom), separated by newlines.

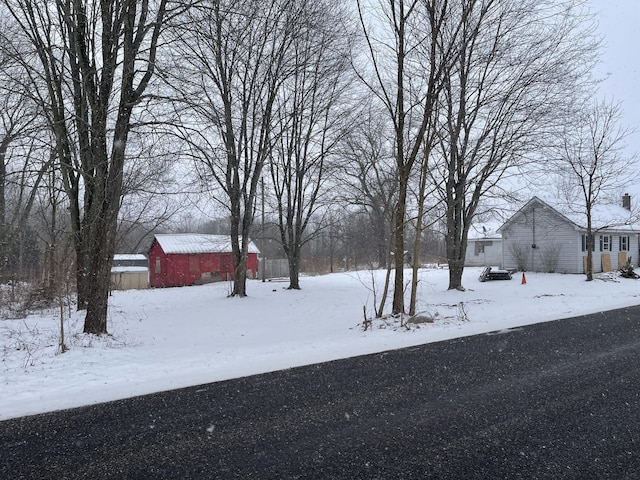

600,235,612,252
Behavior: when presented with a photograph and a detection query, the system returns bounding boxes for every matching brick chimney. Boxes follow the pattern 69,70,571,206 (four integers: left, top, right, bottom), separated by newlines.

623,193,631,210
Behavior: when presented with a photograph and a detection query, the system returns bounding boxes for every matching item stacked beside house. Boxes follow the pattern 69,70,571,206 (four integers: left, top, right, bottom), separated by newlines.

478,266,513,282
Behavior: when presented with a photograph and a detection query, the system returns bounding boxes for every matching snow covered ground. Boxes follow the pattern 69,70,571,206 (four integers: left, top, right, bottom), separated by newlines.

2,266,640,421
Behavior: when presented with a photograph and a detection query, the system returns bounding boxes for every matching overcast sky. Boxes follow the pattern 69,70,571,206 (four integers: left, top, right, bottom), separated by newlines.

589,0,640,197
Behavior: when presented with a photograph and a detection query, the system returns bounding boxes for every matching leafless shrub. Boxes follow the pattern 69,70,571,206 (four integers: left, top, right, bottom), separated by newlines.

2,320,54,369
540,244,561,273
509,243,529,271
0,282,53,320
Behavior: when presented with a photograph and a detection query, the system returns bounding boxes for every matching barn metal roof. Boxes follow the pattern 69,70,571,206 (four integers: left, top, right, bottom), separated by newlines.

153,234,260,255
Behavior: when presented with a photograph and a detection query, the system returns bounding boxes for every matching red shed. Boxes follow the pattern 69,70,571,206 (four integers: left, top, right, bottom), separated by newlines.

148,234,260,288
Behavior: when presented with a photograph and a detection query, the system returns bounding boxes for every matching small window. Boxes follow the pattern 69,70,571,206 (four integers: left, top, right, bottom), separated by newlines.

581,234,595,252
620,235,630,252
154,257,161,274
599,235,612,252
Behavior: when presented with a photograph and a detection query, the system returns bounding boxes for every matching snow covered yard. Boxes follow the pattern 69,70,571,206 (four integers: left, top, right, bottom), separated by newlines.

2,267,640,421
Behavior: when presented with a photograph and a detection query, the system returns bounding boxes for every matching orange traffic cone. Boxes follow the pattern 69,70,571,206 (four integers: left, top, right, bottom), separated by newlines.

521,272,527,285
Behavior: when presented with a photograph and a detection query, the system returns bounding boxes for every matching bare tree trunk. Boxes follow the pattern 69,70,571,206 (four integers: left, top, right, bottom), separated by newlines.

374,223,395,318
409,211,424,316
586,212,593,281
230,233,248,297
83,239,113,334
445,183,467,291
0,138,6,281
287,249,300,290
391,183,407,314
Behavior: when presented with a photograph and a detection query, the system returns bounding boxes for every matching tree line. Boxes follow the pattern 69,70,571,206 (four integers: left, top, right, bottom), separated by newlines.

0,0,628,334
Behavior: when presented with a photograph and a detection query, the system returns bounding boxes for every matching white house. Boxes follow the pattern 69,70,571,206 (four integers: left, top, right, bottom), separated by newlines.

498,195,640,274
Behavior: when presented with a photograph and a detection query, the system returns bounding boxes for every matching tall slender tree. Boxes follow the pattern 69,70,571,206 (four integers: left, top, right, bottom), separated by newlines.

557,99,636,281
355,0,459,315
269,0,354,290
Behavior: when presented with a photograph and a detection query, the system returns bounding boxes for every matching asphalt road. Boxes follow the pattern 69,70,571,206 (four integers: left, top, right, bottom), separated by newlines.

2,306,640,479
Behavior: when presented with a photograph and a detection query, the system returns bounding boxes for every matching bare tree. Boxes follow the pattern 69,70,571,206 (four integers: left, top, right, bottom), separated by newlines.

168,0,305,297
432,0,597,290
269,0,354,290
355,0,459,315
557,99,637,281
4,0,179,333
0,23,51,283
115,127,183,253
338,105,397,316
340,105,397,269
407,143,441,315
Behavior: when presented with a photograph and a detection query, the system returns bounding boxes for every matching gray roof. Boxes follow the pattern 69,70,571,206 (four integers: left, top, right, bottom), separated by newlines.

153,234,260,254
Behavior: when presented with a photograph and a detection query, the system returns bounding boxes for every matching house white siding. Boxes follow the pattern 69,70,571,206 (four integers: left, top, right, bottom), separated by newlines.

501,201,578,273
465,237,503,267
500,196,640,274
578,231,640,273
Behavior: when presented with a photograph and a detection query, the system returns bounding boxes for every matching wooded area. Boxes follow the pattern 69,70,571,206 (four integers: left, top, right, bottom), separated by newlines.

0,0,629,334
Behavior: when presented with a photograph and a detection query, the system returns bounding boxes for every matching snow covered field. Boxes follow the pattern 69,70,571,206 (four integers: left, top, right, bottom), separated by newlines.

2,267,640,421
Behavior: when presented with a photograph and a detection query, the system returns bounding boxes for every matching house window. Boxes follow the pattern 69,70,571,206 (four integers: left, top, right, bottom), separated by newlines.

581,234,595,252
620,235,630,252
599,235,612,252
155,257,161,274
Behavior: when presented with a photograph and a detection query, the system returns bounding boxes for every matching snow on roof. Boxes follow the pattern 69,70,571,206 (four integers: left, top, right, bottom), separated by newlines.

114,254,147,261
467,222,503,240
153,234,260,254
500,196,640,233
111,266,149,273
562,203,640,232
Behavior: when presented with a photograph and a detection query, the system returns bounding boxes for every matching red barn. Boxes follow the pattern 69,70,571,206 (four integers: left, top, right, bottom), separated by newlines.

148,234,260,288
